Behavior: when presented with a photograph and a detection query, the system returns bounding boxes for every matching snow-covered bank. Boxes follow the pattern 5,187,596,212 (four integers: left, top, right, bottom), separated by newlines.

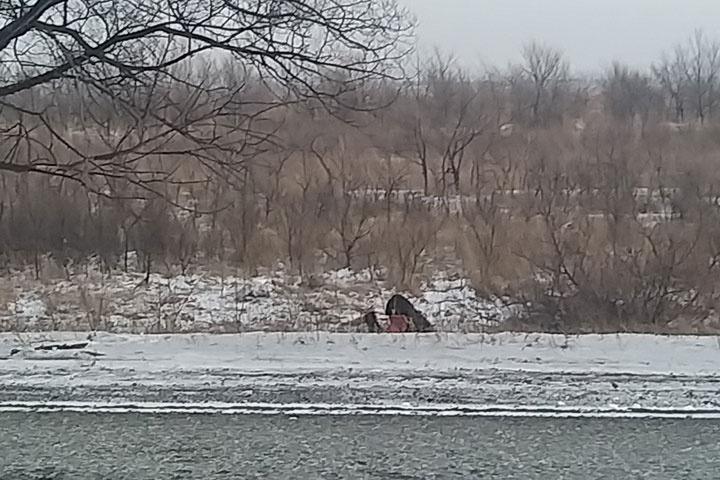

2,332,720,412
2,331,720,376
0,268,516,333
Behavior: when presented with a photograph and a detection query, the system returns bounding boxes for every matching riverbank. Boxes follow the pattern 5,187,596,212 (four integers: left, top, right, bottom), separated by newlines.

2,332,720,414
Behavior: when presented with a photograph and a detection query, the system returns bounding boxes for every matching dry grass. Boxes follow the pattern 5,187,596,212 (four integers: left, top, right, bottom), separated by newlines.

5,82,720,333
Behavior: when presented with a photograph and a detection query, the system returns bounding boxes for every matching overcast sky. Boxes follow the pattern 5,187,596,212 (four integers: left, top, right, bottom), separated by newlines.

400,0,720,73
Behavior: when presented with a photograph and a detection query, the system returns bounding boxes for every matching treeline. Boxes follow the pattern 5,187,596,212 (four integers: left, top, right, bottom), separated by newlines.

3,31,720,332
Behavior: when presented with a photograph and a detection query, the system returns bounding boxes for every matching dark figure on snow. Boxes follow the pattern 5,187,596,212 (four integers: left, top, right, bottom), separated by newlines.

363,311,382,333
385,294,434,332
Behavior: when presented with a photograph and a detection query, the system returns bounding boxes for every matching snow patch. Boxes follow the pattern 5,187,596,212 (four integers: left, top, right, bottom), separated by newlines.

6,297,46,322
0,268,517,333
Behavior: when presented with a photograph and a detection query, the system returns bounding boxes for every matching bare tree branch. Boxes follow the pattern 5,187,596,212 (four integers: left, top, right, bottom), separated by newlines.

0,0,414,200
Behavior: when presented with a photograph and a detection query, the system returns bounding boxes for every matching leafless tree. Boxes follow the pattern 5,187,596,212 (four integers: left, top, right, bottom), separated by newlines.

408,55,432,195
653,50,687,122
0,0,413,199
653,31,720,124
681,30,720,124
603,62,661,123
276,151,328,278
385,205,443,289
310,139,376,269
518,42,568,125
410,52,490,195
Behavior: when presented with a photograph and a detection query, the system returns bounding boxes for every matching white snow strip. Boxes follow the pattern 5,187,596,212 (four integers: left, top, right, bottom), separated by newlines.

2,401,720,419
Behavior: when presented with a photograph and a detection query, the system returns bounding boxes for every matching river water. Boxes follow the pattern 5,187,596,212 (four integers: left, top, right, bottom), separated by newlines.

1,413,718,479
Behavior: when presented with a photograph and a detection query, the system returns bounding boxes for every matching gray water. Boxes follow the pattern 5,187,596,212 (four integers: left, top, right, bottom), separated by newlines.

1,413,719,479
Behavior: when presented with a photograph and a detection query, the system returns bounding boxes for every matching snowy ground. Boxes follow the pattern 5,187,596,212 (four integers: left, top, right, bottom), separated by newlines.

0,266,516,333
2,332,720,416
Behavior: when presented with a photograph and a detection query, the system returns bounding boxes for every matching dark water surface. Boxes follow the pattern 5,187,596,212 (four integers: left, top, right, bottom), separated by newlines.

1,413,719,479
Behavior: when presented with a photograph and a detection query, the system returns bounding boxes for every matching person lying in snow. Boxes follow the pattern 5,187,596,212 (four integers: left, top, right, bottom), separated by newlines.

361,294,434,333
385,294,434,332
